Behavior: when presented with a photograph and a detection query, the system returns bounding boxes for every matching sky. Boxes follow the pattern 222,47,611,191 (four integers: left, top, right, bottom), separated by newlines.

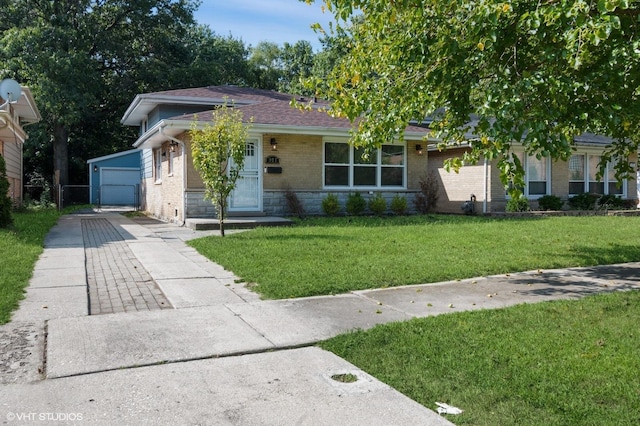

194,0,336,51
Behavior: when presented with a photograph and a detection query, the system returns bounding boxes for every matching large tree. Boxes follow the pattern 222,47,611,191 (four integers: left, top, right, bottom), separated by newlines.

1,0,202,192
306,0,640,192
248,40,317,95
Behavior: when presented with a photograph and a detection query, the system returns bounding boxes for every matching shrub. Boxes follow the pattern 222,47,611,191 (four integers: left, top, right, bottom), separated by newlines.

346,192,366,216
322,193,340,216
0,155,12,228
506,196,530,212
284,188,305,218
390,194,408,215
368,193,387,216
414,171,439,214
537,195,564,211
568,193,600,210
598,194,625,209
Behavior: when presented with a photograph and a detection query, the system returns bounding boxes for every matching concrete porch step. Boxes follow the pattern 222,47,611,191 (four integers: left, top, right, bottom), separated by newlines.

185,216,294,230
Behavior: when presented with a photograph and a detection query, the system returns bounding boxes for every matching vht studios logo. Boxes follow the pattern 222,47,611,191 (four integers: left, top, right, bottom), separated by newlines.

6,412,84,422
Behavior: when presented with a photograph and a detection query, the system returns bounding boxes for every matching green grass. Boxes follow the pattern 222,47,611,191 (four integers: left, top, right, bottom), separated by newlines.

320,290,640,425
0,208,63,324
188,215,640,299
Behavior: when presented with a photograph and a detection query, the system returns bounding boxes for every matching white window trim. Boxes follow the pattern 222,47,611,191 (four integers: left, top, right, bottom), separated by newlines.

322,139,407,190
569,153,627,197
506,153,550,199
524,155,551,199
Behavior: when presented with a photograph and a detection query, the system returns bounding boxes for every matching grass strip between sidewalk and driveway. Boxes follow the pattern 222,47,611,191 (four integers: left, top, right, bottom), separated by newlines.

319,290,640,426
188,215,640,299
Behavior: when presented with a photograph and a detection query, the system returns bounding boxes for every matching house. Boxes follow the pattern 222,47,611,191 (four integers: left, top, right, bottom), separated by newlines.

121,86,430,223
87,149,142,207
121,85,637,221
0,82,41,206
428,132,638,213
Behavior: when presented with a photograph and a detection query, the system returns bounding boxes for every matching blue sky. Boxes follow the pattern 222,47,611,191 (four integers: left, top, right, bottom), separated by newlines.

194,0,335,51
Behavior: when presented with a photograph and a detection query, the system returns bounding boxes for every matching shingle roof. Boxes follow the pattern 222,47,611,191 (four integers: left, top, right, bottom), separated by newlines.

170,93,430,135
145,85,296,104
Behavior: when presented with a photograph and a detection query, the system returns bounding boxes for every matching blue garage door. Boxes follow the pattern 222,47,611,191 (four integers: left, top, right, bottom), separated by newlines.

101,169,140,205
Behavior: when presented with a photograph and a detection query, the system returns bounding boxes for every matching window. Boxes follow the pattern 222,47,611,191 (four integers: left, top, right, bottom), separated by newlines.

154,149,162,183
568,154,585,194
607,157,624,195
509,152,550,198
569,154,625,196
324,142,406,188
527,156,548,196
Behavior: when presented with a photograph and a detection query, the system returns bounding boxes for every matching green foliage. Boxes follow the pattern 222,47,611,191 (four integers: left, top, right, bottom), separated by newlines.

537,195,564,211
506,196,530,212
414,171,439,214
311,0,640,193
346,192,366,215
0,1,257,188
390,194,408,215
368,193,387,216
321,193,340,216
0,155,12,228
249,40,317,95
598,194,626,209
321,291,640,425
0,208,61,323
568,193,601,210
190,103,251,236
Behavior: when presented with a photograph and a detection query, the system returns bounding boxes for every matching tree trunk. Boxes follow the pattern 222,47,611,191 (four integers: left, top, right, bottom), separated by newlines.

52,122,69,204
218,199,226,237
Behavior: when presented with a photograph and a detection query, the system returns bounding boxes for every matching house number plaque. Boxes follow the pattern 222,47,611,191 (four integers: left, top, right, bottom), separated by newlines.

266,156,280,164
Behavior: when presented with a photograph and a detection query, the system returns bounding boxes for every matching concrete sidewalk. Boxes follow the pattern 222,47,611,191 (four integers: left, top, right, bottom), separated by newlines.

2,211,639,425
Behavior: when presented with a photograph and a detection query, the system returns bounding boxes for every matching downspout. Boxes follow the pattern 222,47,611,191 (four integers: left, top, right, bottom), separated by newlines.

160,126,187,226
483,157,488,214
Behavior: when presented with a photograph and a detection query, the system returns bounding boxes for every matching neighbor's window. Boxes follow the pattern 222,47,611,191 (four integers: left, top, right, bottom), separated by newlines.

568,154,585,194
607,157,624,195
569,154,625,196
526,156,548,196
507,152,550,198
324,142,406,188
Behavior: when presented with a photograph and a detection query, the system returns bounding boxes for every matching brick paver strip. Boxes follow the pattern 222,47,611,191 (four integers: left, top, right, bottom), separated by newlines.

81,218,172,315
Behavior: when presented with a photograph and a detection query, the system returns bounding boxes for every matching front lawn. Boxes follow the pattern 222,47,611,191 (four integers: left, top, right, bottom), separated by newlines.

188,215,640,299
320,290,640,425
0,208,62,324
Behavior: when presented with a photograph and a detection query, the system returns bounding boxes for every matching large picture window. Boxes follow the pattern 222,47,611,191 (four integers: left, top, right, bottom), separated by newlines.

324,142,406,188
569,154,625,196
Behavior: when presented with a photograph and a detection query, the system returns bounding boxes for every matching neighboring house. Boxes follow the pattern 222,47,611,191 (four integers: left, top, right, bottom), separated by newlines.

87,149,142,207
0,85,40,206
429,132,638,213
121,86,430,223
121,85,637,221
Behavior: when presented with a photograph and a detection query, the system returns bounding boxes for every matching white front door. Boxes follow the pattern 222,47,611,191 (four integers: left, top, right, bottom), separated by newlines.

229,139,261,212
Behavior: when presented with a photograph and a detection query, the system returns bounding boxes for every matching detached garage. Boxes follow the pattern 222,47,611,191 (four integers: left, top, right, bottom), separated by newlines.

88,150,141,207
